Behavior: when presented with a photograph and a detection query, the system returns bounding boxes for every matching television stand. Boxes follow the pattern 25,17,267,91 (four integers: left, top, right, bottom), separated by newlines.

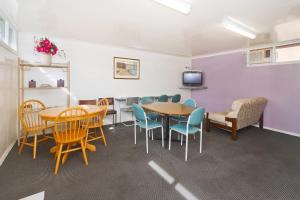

179,86,208,90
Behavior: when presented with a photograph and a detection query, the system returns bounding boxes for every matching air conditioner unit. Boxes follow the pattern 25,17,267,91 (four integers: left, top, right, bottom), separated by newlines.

248,48,272,64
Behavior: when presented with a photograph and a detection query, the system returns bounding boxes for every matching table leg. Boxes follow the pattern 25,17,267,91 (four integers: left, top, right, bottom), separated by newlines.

165,115,170,148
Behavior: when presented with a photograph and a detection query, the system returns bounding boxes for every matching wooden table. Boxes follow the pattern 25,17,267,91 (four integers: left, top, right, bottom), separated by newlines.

39,105,105,152
142,102,194,147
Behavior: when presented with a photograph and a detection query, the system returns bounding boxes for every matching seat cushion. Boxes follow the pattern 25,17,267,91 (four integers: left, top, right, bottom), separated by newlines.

170,123,199,134
146,113,159,120
120,107,133,112
107,109,117,115
170,115,188,122
137,120,162,129
55,130,86,143
208,111,232,127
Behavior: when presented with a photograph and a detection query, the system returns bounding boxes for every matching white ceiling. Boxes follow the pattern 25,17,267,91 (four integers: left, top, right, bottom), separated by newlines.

16,0,300,56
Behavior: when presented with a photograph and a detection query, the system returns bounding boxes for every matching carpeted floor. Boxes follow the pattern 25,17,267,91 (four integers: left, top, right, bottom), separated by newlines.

0,124,299,200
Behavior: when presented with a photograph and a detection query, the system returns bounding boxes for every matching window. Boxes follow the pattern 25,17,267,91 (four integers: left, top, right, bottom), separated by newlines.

8,26,17,50
0,12,17,52
0,16,5,41
248,40,300,66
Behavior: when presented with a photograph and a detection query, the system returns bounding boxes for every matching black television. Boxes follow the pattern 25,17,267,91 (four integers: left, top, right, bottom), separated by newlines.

182,71,203,86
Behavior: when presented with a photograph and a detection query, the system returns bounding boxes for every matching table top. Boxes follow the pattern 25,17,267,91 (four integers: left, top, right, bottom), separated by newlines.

39,105,105,121
142,102,194,116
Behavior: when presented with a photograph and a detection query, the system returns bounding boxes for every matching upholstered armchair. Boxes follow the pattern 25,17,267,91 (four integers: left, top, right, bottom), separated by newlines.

206,97,268,140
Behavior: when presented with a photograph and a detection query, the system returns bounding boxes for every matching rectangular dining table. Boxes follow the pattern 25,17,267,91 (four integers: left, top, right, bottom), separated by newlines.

142,102,194,147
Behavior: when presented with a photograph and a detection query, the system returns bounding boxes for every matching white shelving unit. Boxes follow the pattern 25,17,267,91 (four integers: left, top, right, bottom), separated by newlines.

17,58,71,145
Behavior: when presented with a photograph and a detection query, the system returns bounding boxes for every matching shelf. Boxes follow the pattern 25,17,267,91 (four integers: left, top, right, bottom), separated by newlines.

179,86,208,90
21,87,68,90
19,60,69,68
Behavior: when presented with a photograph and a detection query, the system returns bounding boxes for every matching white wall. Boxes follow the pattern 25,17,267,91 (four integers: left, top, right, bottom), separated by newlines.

0,45,18,165
18,32,191,122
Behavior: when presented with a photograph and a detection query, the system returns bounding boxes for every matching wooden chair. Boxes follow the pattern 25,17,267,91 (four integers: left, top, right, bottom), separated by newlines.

78,99,97,105
86,98,109,146
99,97,117,125
18,100,53,159
53,107,90,175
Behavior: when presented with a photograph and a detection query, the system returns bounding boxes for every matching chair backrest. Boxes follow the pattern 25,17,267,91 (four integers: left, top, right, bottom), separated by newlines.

132,104,146,122
126,97,139,106
187,107,205,126
139,96,154,105
97,98,110,123
99,97,114,106
171,94,181,103
158,95,168,102
226,97,268,129
78,99,97,105
54,107,90,142
183,98,197,108
19,100,46,131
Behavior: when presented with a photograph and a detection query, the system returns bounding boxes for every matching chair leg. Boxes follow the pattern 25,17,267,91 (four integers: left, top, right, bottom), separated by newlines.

193,134,196,140
54,144,63,175
134,123,137,144
169,130,172,151
181,134,183,146
161,127,164,147
80,139,88,165
177,133,180,141
100,127,107,146
19,132,28,154
185,134,189,161
62,144,71,165
33,133,38,159
146,129,149,154
206,113,210,132
151,129,154,141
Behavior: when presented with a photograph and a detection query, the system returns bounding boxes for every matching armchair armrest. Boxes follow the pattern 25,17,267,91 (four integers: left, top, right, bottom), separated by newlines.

225,117,236,123
225,117,237,131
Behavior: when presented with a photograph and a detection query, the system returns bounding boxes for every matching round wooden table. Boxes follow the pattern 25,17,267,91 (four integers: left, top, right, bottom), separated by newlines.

142,102,195,147
39,105,105,152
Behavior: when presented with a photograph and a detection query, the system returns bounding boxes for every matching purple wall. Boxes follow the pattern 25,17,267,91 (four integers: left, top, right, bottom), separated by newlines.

192,51,300,135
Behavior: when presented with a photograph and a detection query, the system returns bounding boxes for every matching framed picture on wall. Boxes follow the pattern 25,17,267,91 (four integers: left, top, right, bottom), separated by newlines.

113,57,140,79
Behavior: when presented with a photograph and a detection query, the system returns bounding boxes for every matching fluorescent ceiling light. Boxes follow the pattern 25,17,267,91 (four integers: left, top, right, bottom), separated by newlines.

153,0,191,15
222,17,256,39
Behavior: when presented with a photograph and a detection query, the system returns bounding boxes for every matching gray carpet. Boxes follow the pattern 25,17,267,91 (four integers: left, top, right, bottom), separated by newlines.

0,125,299,200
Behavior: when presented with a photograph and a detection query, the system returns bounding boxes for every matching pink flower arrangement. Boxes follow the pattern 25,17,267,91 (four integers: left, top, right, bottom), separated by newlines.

34,37,59,56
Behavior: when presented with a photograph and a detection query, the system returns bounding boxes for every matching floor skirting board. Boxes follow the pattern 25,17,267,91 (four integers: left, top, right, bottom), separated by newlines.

253,125,300,137
0,140,16,167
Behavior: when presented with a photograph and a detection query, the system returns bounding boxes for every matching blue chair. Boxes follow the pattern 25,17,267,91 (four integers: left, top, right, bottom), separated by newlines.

139,97,160,121
158,95,168,102
171,94,181,103
139,96,154,105
132,104,164,153
170,98,197,123
169,107,205,161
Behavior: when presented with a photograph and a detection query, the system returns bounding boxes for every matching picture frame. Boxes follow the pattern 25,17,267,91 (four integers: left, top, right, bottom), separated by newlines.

113,57,140,80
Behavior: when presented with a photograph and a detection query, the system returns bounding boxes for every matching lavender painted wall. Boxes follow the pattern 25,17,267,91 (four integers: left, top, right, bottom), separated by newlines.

192,51,300,135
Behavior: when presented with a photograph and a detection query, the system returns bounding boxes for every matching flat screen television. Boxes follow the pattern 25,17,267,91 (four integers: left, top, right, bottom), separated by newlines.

182,71,203,86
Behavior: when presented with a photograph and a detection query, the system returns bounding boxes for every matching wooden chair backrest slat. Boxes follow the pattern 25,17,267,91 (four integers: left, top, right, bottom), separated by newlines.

19,100,46,131
54,107,90,142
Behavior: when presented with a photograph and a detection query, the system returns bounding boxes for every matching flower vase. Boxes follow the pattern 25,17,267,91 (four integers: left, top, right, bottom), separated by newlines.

40,54,52,65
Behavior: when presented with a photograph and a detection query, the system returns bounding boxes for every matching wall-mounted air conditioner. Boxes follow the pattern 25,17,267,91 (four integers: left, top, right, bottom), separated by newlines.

248,48,272,64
